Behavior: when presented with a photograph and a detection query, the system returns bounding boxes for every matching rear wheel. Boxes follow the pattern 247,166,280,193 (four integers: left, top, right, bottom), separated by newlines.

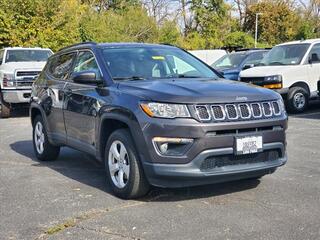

287,87,309,113
105,129,149,199
32,115,60,161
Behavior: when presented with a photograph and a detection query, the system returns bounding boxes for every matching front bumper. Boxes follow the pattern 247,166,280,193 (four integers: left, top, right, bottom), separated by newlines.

1,89,32,103
143,142,286,187
133,113,287,188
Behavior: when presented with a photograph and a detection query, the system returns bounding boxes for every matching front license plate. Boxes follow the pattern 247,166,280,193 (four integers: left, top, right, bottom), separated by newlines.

236,136,263,155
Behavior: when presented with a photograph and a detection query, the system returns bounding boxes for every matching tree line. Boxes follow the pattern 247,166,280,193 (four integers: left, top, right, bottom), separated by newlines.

0,0,319,52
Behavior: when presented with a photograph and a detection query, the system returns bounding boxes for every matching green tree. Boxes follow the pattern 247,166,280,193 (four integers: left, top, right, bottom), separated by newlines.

244,1,300,45
223,31,255,48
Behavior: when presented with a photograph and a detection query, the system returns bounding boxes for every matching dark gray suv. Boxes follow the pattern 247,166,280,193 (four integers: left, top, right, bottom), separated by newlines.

30,42,288,199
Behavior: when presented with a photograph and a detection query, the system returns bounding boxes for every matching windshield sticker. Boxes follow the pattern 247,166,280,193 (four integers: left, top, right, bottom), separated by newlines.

152,56,165,60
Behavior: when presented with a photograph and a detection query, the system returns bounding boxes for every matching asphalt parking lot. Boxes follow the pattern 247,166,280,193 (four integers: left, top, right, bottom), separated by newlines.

1,103,320,240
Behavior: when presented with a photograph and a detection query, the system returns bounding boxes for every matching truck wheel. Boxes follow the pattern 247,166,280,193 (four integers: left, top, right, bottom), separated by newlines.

0,102,11,118
287,87,309,113
32,115,60,161
105,129,149,199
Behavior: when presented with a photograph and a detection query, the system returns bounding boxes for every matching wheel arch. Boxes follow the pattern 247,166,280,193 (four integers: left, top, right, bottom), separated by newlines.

289,81,310,96
98,113,138,162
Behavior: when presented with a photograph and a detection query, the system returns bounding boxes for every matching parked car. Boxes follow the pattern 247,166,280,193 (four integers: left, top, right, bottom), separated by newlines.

0,47,53,118
212,49,269,80
189,49,227,65
239,39,320,113
30,42,287,199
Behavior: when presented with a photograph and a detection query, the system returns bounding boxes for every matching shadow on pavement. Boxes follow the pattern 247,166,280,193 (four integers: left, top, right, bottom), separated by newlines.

0,107,29,118
10,140,261,202
288,100,320,120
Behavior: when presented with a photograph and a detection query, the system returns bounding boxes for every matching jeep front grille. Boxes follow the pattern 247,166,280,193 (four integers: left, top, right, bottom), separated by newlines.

194,101,282,122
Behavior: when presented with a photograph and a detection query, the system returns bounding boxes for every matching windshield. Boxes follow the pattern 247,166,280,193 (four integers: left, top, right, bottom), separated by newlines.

212,52,246,69
5,49,52,63
261,44,310,66
101,46,218,80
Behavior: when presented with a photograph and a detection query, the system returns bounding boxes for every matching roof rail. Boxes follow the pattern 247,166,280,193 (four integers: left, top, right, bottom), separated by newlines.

58,41,97,51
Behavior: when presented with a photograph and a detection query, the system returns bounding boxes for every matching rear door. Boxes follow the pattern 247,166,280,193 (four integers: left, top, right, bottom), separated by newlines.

43,52,76,143
307,43,320,95
63,50,102,155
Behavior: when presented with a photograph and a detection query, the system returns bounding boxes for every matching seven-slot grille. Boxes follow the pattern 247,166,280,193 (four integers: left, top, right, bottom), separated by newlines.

195,101,282,122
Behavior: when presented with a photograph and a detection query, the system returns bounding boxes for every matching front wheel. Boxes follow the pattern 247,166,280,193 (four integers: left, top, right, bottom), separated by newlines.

32,115,60,161
0,102,11,118
287,87,309,113
105,129,149,199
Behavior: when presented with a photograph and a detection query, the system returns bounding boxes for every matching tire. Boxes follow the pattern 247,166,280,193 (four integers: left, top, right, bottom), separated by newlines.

287,87,309,113
32,115,60,161
0,102,11,118
105,129,149,199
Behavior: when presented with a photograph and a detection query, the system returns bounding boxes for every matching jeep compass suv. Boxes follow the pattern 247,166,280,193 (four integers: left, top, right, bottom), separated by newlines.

30,42,287,199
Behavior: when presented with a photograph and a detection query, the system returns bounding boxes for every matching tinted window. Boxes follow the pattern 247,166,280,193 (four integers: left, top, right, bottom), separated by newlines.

309,44,320,63
101,47,218,80
5,50,52,63
244,52,268,66
48,53,75,79
212,53,247,69
73,51,101,77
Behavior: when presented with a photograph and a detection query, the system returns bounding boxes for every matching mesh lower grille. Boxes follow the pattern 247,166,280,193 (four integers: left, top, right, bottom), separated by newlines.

200,150,280,171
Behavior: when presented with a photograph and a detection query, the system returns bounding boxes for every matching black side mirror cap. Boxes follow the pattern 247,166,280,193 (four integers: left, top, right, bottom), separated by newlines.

71,71,103,85
309,53,319,64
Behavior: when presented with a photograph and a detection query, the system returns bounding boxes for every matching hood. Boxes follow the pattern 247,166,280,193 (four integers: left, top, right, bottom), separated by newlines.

240,65,297,77
1,61,46,72
118,78,280,104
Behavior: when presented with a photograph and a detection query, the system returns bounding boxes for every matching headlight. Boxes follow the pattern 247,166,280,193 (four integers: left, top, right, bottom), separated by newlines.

265,75,282,82
140,102,190,118
2,73,15,87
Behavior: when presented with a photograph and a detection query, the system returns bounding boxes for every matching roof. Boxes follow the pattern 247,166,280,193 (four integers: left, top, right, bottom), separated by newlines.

2,47,52,50
58,42,176,52
277,38,320,46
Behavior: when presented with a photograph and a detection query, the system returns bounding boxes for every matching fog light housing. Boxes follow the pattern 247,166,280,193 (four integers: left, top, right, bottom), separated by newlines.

152,137,193,156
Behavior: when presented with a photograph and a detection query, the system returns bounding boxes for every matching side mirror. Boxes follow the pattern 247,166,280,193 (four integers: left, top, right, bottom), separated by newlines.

309,53,319,64
242,64,254,70
71,71,102,85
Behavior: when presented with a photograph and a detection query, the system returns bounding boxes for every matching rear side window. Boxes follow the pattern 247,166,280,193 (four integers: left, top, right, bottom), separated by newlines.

48,53,75,79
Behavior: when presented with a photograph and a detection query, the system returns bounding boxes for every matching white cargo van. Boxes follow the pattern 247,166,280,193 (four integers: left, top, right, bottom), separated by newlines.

239,39,320,113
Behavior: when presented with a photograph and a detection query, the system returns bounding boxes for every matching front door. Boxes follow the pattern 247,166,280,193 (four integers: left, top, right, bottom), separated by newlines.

307,43,320,95
63,50,102,155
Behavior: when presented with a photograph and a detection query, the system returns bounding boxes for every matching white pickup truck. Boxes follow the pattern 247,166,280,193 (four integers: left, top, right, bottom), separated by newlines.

239,39,320,113
0,47,53,118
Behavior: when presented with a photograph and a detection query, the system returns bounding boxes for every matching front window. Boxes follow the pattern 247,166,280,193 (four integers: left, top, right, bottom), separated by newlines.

101,46,218,80
5,49,52,63
212,52,247,69
260,44,310,66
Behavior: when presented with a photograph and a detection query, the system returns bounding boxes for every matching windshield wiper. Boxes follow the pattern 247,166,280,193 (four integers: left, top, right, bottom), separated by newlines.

166,74,203,78
269,61,285,66
113,76,146,81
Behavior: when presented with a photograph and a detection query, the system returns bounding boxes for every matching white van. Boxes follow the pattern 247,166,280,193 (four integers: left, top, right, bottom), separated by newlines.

239,39,320,113
189,49,227,66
